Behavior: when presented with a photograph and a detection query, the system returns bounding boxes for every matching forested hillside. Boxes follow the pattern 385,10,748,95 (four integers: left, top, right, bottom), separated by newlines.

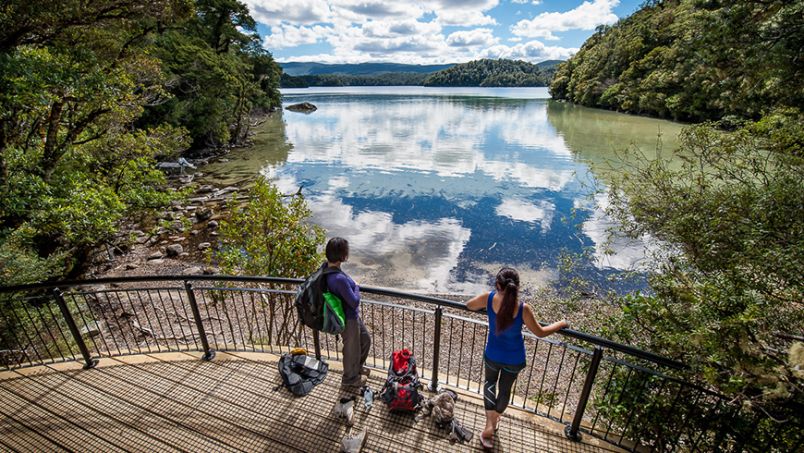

555,1,804,448
550,0,803,122
0,0,281,282
280,62,453,76
280,72,429,88
423,59,554,87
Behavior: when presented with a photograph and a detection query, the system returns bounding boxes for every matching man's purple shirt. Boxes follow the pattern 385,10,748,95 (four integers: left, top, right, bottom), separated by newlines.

325,265,360,320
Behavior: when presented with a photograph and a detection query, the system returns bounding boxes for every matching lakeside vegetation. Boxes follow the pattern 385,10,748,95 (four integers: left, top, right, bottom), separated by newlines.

0,0,281,282
550,0,803,123
547,0,803,446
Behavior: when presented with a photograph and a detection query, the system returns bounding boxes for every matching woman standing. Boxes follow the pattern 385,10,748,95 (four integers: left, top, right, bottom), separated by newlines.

323,237,372,390
466,267,569,449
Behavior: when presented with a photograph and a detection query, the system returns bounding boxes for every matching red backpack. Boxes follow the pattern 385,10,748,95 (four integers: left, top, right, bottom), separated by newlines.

380,348,424,412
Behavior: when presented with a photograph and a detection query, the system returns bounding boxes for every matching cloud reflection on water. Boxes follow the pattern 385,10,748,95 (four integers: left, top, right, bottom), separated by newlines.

233,90,682,292
282,96,576,191
266,169,474,292
576,193,652,271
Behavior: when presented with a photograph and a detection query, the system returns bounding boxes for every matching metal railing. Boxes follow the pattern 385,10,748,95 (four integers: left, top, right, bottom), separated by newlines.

0,275,781,452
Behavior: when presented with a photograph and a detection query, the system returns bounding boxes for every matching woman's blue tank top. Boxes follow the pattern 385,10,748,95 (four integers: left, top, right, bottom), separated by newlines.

484,291,526,365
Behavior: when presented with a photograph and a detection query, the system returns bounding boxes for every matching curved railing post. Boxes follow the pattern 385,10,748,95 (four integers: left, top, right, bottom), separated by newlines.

313,329,321,360
184,281,215,361
566,346,604,441
429,306,443,392
52,288,98,369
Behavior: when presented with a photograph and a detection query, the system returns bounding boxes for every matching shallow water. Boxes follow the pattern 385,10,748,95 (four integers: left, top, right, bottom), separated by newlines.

203,87,685,294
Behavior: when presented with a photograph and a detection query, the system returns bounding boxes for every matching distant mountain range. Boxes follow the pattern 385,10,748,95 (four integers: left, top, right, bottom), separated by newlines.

279,59,564,88
279,62,456,76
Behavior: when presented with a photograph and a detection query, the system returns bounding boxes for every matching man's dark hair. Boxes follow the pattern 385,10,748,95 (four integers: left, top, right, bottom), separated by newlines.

326,237,349,263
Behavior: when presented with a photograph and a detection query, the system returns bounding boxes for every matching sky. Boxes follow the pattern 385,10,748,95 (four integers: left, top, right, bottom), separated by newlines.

244,0,644,65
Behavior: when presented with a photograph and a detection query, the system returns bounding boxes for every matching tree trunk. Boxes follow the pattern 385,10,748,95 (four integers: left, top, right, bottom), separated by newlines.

41,101,64,179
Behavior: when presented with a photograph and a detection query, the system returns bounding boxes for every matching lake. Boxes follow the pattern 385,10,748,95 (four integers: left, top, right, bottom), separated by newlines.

203,87,685,294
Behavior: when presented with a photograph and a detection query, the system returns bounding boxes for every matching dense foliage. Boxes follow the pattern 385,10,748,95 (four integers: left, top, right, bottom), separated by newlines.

550,0,804,122
600,110,804,449
140,0,281,148
0,0,281,283
211,178,325,278
423,59,554,87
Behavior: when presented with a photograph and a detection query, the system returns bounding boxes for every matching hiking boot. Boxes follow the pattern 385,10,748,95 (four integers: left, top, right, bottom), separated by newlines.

341,375,368,391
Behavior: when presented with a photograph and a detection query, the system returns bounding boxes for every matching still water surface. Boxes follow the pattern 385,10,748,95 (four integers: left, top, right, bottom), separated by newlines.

204,87,685,293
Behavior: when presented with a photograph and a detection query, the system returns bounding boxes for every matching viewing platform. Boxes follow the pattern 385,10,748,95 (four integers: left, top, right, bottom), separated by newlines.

0,275,751,451
0,351,623,452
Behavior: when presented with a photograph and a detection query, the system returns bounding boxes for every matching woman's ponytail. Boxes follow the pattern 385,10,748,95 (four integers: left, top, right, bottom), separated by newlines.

495,268,520,333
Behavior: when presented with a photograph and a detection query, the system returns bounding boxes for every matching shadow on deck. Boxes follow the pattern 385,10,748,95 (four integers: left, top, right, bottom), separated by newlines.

0,352,625,452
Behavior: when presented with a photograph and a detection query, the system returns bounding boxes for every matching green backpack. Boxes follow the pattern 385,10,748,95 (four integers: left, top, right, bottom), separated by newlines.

322,291,346,334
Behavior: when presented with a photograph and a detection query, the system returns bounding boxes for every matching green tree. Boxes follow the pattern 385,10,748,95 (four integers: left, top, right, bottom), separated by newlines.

423,59,552,87
600,111,804,449
211,178,325,278
0,1,192,280
0,0,283,283
550,1,804,122
142,0,282,148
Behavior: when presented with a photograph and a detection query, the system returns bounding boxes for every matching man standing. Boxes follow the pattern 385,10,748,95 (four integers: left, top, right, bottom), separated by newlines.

324,237,372,390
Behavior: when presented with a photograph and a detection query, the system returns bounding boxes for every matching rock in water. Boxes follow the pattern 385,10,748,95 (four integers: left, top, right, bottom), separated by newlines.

285,102,317,113
195,208,213,222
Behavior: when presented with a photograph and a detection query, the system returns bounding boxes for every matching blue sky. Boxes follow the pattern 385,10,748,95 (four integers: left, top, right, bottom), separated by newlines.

243,0,644,64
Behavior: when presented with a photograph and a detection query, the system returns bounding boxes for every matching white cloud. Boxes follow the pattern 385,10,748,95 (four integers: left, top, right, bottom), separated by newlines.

429,0,500,26
481,41,577,61
511,0,619,40
362,19,441,38
446,29,499,47
243,0,331,25
263,24,333,49
337,0,413,18
512,0,541,4
249,0,588,63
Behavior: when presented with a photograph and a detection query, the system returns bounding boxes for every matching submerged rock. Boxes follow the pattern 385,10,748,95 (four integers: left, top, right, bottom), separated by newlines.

286,102,317,113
